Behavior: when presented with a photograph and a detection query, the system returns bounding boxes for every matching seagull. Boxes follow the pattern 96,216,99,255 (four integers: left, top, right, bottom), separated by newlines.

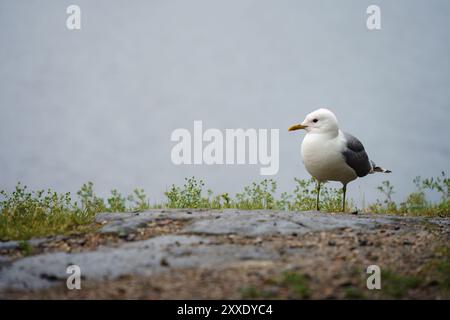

288,108,391,212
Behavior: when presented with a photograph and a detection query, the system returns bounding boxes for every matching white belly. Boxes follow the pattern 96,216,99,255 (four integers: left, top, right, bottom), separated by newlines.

300,133,357,184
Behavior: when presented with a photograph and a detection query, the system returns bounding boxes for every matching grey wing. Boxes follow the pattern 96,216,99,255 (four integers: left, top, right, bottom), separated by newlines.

342,132,372,177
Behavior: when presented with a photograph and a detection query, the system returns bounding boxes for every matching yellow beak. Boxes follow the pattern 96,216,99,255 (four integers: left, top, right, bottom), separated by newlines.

288,124,307,131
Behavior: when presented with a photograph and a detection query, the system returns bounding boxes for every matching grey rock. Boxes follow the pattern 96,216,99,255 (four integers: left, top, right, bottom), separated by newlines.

0,234,277,291
0,240,20,250
0,237,48,250
1,209,444,292
96,210,201,235
183,211,392,236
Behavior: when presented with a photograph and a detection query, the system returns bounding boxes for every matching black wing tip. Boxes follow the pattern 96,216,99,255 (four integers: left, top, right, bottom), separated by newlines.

371,160,391,173
373,166,391,173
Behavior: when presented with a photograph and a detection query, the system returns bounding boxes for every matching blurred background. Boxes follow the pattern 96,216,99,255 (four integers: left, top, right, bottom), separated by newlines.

0,0,449,206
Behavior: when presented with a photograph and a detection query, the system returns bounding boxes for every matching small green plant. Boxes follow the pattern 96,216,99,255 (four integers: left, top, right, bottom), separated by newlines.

165,177,206,208
127,188,150,212
76,182,106,214
107,189,126,212
370,172,449,216
368,180,398,213
287,178,351,212
18,240,34,256
235,179,277,210
288,178,316,211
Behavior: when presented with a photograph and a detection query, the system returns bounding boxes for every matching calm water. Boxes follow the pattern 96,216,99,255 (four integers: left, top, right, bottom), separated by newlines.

1,0,449,205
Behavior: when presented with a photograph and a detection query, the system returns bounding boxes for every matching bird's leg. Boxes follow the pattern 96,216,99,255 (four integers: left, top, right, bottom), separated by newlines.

342,184,347,212
316,181,321,211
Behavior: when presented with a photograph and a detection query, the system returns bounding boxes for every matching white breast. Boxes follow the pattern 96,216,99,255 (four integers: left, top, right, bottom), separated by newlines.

300,131,357,184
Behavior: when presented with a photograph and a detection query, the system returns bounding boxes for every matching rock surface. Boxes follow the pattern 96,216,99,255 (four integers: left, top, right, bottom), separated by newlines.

0,210,448,299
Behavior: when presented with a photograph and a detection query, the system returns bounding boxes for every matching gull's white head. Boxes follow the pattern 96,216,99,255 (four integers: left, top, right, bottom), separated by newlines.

289,108,339,134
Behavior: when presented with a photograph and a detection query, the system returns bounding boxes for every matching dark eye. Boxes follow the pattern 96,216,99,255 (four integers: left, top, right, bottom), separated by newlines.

312,119,318,123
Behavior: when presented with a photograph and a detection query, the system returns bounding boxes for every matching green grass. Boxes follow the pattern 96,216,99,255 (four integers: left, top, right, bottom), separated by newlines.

280,271,311,299
165,177,349,212
0,184,95,240
381,270,424,299
0,182,150,240
240,286,277,299
0,173,448,240
368,172,449,217
240,271,311,299
421,246,450,292
344,287,367,299
164,174,448,216
435,248,450,291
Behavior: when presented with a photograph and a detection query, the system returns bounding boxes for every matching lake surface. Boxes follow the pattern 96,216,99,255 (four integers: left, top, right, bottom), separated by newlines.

1,0,449,205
